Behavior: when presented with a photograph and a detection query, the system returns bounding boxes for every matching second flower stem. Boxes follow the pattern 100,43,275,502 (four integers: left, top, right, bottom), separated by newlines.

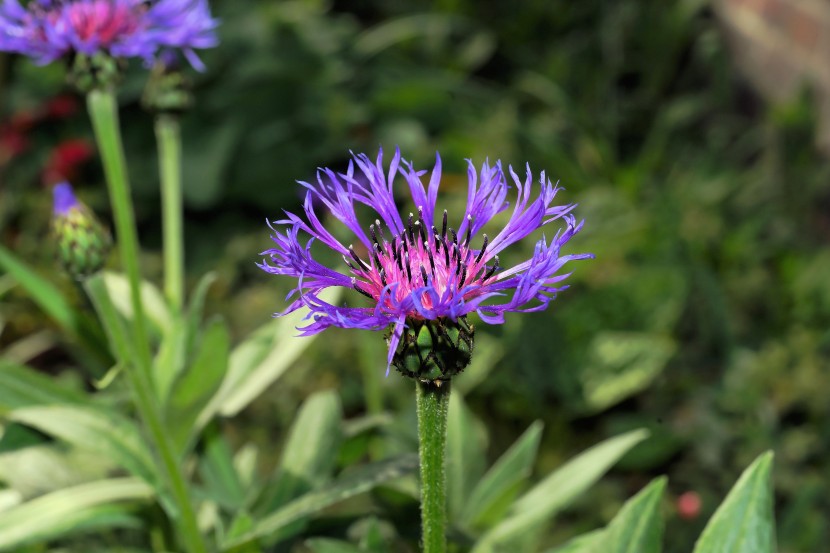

155,115,184,313
86,89,207,553
416,380,450,553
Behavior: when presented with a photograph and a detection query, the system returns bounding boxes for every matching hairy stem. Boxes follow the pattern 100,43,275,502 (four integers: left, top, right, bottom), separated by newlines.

416,380,450,553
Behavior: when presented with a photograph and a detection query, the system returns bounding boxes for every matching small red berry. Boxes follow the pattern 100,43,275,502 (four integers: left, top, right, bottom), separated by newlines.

677,491,702,520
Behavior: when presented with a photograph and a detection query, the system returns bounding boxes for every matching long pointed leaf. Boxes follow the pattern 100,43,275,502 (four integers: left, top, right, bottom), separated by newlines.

221,454,418,551
462,420,544,528
0,245,108,363
693,452,775,553
8,405,158,486
472,429,649,552
447,391,487,520
0,477,152,551
597,477,666,553
257,390,343,512
198,288,339,426
0,362,87,411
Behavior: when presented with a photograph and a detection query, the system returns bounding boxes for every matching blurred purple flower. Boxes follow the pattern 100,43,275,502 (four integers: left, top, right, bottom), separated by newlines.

0,0,218,69
259,148,593,369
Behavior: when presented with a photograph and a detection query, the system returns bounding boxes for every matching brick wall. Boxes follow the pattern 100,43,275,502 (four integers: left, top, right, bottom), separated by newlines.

715,0,830,153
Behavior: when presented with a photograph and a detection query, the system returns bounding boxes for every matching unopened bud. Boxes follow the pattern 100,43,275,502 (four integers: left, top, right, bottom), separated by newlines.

51,182,112,279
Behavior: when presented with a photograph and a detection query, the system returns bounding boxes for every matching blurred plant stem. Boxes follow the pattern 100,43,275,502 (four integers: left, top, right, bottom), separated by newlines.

155,114,184,312
86,89,208,553
416,380,450,553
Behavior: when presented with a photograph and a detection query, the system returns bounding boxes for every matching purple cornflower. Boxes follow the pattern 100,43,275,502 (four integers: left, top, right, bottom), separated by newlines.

259,148,593,373
0,0,218,69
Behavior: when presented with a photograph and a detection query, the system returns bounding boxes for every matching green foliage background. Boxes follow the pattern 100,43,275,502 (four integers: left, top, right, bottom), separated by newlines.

2,0,829,551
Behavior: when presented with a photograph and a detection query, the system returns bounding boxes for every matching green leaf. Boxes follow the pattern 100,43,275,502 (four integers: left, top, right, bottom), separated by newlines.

0,477,152,551
101,271,172,337
580,332,675,413
199,427,248,511
221,454,418,551
446,391,488,520
185,271,217,354
693,452,776,553
462,420,544,528
257,390,343,512
544,530,605,553
472,429,649,553
596,477,666,553
0,245,77,332
0,245,108,363
165,318,229,454
7,405,158,487
197,288,340,426
0,362,87,412
304,539,363,553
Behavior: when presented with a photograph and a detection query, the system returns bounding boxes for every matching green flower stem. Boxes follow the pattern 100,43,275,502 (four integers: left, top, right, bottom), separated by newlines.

86,89,208,553
416,380,450,553
86,89,151,369
155,114,185,312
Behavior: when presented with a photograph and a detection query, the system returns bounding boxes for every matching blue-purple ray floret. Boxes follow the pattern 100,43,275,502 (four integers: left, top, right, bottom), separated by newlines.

0,0,218,69
259,148,594,368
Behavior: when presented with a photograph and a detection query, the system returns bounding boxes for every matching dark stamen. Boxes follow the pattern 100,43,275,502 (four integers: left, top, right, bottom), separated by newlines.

352,279,373,299
475,234,489,265
349,245,370,271
369,224,380,246
427,248,436,273
459,263,468,286
441,210,448,239
404,252,412,282
379,268,388,286
421,266,429,286
450,229,458,245
374,219,387,243
442,236,451,266
463,215,473,247
372,243,383,269
483,256,500,280
416,219,427,245
342,255,358,271
390,237,399,261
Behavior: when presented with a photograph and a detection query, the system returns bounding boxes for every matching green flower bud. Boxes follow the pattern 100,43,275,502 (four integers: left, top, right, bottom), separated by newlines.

51,182,112,280
389,316,474,384
67,53,125,94
141,53,193,115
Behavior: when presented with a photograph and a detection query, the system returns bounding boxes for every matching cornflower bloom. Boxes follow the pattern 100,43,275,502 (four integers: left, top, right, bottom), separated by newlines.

0,0,218,69
260,149,593,381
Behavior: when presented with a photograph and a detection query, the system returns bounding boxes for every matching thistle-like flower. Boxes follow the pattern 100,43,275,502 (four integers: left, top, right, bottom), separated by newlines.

0,0,218,69
51,181,112,279
259,149,593,382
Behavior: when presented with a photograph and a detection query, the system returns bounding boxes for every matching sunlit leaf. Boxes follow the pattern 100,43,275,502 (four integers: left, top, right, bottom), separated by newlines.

596,477,666,553
473,429,649,552
221,454,418,551
462,420,543,528
693,452,775,553
0,477,152,551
